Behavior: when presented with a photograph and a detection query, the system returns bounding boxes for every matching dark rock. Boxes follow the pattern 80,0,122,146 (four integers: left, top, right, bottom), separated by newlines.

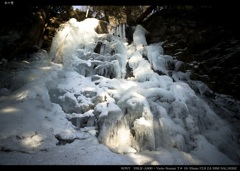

142,5,240,100
125,62,134,79
95,20,112,34
94,42,103,54
125,26,135,44
0,6,50,61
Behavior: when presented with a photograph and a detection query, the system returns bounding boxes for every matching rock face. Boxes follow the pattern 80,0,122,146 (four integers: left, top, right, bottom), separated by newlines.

0,6,51,61
142,5,240,100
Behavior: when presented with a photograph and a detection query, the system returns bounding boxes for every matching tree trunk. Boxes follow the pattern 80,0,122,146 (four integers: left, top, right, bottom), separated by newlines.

37,6,51,48
85,6,90,18
136,6,157,24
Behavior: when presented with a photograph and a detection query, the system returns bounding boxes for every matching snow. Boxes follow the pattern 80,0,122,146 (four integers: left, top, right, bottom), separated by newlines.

0,18,240,166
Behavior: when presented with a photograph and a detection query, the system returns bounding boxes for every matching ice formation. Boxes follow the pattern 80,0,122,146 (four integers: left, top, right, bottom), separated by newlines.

1,18,239,164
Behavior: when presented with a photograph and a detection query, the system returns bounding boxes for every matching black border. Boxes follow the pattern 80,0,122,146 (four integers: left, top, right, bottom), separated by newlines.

0,165,240,170
0,0,237,6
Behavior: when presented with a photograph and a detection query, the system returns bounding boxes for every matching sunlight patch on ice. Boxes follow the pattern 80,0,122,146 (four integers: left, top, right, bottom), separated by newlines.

134,117,151,127
120,80,137,90
13,90,29,100
181,151,202,165
117,125,132,146
39,66,52,71
176,84,182,89
21,133,43,149
21,60,30,64
128,153,160,165
0,107,20,114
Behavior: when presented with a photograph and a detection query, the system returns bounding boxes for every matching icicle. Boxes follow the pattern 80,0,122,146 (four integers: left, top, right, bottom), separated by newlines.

119,24,123,39
116,25,119,37
123,23,126,40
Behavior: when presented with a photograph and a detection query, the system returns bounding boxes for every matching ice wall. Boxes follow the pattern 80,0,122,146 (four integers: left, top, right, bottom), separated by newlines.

46,18,240,162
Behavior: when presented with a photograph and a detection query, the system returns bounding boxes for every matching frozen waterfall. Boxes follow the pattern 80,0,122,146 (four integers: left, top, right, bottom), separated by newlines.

2,17,239,164
47,18,240,162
